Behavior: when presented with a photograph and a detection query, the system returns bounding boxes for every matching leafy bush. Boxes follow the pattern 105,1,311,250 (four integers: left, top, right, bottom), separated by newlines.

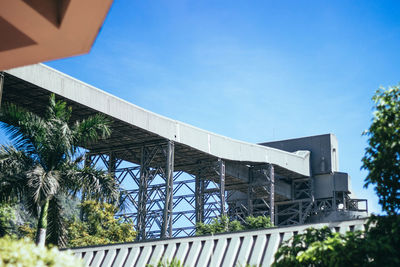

67,200,136,247
196,215,273,235
147,258,184,267
363,214,400,266
196,216,236,235
273,216,400,266
0,235,83,267
0,204,16,237
273,227,368,266
0,203,36,239
362,85,400,215
244,215,273,229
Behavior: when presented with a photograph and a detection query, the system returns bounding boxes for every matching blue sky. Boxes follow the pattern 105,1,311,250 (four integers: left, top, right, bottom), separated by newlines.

42,1,400,214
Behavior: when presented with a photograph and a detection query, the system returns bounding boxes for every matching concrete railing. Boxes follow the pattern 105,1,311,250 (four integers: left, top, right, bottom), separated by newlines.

70,218,367,267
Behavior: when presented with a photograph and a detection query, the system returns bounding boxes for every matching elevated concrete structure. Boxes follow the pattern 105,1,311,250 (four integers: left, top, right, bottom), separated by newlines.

3,64,311,178
1,64,367,239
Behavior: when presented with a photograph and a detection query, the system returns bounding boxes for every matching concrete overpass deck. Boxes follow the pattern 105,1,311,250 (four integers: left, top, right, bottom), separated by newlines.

3,64,310,179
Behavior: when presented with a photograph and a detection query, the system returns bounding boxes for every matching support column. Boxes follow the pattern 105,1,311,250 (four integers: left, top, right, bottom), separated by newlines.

81,153,93,220
247,167,254,216
109,152,116,179
269,164,275,225
195,172,205,223
161,141,174,238
0,72,4,108
219,159,226,216
137,146,149,240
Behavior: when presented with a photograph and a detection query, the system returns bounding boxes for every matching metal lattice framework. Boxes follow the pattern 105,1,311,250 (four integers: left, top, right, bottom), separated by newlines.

85,142,233,240
275,177,314,225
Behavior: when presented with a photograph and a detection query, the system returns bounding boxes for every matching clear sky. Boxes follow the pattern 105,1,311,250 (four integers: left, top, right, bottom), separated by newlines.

41,0,400,214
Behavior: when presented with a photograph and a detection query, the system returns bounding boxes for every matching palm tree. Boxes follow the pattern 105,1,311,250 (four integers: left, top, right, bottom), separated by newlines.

0,94,119,247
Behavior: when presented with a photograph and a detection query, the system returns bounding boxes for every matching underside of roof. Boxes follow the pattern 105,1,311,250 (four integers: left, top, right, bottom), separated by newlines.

0,0,113,70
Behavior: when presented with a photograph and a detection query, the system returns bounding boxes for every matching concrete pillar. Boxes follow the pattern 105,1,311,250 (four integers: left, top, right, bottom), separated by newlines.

161,141,174,238
219,159,226,216
269,165,275,225
137,146,149,240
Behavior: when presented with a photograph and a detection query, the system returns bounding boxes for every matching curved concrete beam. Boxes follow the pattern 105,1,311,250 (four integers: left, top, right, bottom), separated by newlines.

5,64,310,177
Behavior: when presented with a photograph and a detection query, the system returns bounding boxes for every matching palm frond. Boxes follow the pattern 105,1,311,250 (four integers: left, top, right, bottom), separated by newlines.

0,146,33,203
72,114,112,146
46,196,67,247
61,162,119,204
118,190,132,214
36,119,74,170
46,94,72,123
0,102,46,153
26,167,59,205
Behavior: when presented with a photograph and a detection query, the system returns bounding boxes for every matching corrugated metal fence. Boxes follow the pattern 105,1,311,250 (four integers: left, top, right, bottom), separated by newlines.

71,219,366,267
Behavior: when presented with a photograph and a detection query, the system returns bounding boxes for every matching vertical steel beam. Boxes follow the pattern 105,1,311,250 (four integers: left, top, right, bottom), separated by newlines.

161,141,174,238
137,146,148,241
81,153,93,220
247,167,254,216
269,164,275,225
219,159,226,216
195,172,204,223
109,152,116,178
0,72,4,108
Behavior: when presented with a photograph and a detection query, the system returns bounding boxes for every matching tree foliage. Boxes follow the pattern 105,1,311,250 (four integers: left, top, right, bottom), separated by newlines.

244,215,273,229
273,215,400,266
272,227,368,266
0,94,118,246
195,215,273,235
0,203,36,239
0,204,16,237
362,85,400,215
67,200,136,247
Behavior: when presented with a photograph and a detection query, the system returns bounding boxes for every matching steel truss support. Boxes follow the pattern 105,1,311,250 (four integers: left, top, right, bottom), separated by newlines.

246,164,275,223
226,164,275,225
195,171,205,223
218,159,226,216
275,177,314,225
0,72,4,107
137,146,149,240
136,141,175,240
161,141,174,238
86,141,176,240
193,159,227,224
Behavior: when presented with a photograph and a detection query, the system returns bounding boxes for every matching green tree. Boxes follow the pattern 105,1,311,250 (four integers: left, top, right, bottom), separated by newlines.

0,94,119,247
362,85,400,215
272,227,368,267
0,204,16,237
67,200,136,247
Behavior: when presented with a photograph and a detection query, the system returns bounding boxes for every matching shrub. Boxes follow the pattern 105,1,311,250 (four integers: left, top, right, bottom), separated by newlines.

0,235,83,267
244,215,273,229
147,258,184,267
272,227,368,267
195,215,273,235
67,200,136,247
